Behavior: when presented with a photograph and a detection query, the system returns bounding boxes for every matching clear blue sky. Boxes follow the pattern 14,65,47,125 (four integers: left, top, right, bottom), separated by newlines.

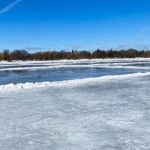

0,0,150,52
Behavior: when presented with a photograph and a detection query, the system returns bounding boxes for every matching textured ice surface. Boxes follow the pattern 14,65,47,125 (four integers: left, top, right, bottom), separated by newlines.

0,59,150,150
0,74,150,150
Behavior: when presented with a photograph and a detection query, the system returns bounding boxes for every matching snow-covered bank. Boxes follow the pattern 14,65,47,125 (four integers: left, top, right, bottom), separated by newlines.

1,58,150,64
0,58,150,66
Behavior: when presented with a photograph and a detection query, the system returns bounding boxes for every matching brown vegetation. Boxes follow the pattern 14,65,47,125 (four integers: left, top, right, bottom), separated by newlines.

0,49,150,61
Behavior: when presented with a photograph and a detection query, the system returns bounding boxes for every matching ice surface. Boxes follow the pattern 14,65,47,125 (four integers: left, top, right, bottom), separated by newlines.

0,59,150,85
0,59,150,149
0,58,150,72
0,72,150,91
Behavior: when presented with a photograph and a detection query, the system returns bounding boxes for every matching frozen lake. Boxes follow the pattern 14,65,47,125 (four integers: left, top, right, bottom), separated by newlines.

0,58,150,85
0,58,150,149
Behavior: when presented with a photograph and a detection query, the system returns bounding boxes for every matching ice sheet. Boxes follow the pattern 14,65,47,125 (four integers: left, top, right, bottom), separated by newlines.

0,73,150,149
0,72,150,91
0,58,150,71
1,59,150,85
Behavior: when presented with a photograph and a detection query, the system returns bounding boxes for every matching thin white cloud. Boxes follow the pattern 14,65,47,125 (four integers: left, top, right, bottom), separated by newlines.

137,34,147,40
0,0,21,14
23,47,45,51
116,43,150,50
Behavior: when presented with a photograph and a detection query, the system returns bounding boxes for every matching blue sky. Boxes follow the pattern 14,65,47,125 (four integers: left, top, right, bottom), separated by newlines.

0,0,150,52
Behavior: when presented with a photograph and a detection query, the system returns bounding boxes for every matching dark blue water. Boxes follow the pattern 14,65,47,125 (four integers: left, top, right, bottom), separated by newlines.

0,66,148,85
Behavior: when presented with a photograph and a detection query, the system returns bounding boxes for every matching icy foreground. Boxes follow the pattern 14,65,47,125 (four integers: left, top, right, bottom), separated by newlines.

0,73,150,150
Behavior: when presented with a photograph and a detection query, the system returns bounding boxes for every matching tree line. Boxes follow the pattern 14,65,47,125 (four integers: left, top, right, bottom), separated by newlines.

0,49,150,61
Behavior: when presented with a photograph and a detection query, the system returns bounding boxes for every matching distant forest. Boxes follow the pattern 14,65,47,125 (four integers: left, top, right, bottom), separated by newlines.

0,49,150,61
